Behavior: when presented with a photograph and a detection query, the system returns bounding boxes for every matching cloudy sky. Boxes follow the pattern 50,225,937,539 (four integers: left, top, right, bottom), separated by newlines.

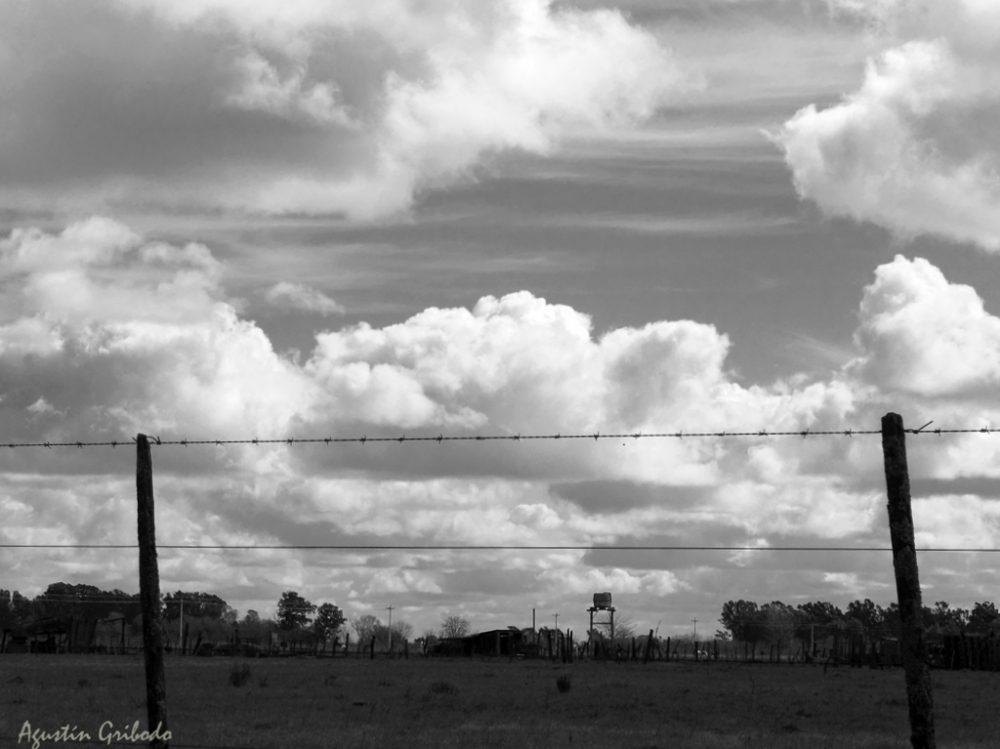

4,0,1000,639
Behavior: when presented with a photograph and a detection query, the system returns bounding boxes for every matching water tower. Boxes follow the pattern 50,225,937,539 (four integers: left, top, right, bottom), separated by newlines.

588,592,616,640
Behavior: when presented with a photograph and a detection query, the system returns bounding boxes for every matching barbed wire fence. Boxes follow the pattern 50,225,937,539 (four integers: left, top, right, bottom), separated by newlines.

2,417,995,448
3,413,984,748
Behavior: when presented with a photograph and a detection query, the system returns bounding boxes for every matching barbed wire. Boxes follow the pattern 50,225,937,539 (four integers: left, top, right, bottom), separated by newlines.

0,420,996,449
2,543,998,552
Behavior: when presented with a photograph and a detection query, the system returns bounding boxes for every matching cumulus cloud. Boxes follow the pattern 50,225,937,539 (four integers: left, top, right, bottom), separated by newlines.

265,282,345,316
0,217,313,443
0,0,691,220
775,1,1000,249
848,255,1000,397
7,217,1000,631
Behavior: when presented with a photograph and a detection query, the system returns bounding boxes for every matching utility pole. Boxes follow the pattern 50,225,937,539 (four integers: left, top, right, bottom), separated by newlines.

386,606,394,653
692,619,698,639
554,613,559,630
179,597,183,655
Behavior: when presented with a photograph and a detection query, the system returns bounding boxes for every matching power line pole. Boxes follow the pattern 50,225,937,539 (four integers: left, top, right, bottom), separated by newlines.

386,606,394,653
692,619,698,639
553,613,559,630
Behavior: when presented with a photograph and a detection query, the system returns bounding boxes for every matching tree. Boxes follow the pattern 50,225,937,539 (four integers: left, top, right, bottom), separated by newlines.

314,603,346,641
352,614,381,646
221,605,238,626
968,601,1000,634
719,600,766,648
392,620,414,641
761,601,799,646
243,610,260,625
276,591,315,631
163,591,228,620
795,601,844,625
846,599,885,633
924,601,968,635
440,615,470,638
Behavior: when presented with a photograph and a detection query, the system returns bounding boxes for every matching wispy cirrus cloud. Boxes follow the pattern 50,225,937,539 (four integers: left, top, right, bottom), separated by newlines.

0,0,695,221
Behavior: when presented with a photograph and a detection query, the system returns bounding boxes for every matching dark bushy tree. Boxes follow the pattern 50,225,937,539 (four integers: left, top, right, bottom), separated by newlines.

968,601,1000,634
846,599,886,633
35,583,140,621
795,601,843,624
276,591,315,631
719,600,766,648
314,603,346,641
163,591,228,621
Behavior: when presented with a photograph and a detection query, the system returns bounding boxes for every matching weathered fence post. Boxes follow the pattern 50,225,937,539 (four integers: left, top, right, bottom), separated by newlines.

882,412,936,749
136,434,170,748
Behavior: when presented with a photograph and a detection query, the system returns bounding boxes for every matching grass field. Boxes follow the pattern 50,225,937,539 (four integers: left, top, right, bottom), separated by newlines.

2,654,998,748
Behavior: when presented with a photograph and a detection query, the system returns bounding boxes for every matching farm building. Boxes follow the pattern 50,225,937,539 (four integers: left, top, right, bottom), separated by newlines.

1,615,99,653
431,627,525,657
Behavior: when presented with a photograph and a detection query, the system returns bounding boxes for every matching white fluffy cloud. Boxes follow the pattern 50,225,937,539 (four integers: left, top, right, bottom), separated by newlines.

0,0,690,220
5,217,1000,632
776,1,1000,249
0,217,313,441
848,255,1000,397
265,282,345,316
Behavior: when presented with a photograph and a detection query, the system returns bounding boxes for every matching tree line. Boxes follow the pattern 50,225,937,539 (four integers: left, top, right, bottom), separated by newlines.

717,598,1000,653
1,584,475,653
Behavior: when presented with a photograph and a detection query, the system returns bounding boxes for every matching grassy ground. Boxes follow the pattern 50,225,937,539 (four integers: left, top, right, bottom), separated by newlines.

2,654,998,749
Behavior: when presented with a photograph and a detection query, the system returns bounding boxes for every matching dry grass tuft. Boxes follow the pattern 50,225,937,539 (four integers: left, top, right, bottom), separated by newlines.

428,680,458,696
228,662,252,687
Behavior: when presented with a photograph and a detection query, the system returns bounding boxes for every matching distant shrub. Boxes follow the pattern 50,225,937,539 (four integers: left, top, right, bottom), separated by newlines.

556,675,571,693
429,680,458,696
229,663,252,687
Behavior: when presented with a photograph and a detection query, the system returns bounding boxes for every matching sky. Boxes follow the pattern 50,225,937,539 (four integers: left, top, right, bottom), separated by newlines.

3,0,1000,640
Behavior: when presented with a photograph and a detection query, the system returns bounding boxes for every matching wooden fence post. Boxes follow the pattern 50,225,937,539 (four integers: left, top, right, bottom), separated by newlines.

136,434,169,749
882,413,936,749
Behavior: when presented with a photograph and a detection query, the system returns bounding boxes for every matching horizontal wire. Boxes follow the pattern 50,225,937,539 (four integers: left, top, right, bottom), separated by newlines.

0,423,994,449
2,543,998,552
